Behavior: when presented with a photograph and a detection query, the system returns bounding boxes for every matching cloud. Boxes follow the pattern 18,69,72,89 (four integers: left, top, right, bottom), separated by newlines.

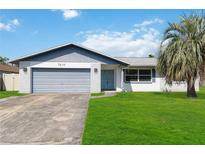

0,18,20,32
53,9,80,20
134,18,163,28
79,18,164,57
12,19,20,26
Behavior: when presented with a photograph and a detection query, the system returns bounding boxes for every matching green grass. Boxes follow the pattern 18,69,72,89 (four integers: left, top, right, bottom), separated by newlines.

83,87,205,145
91,92,105,97
0,91,26,99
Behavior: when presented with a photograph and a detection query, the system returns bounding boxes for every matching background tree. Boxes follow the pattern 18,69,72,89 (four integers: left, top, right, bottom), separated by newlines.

0,56,9,64
157,14,205,98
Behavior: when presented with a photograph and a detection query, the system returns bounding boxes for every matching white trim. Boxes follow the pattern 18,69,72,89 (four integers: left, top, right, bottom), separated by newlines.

30,61,91,69
121,67,123,90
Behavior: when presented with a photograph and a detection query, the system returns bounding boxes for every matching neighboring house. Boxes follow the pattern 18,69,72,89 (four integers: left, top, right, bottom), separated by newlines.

10,43,199,93
0,64,19,91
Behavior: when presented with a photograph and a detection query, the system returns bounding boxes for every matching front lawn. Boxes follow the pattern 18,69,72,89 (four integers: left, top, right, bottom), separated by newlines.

0,91,25,99
83,87,205,144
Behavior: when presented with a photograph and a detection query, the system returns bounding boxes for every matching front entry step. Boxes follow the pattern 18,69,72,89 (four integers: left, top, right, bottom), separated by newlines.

91,91,116,98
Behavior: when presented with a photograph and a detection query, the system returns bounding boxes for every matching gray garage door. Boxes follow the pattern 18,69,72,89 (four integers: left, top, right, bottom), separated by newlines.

32,68,90,93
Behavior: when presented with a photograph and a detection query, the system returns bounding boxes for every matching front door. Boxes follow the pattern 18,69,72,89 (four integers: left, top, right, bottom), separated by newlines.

101,70,115,90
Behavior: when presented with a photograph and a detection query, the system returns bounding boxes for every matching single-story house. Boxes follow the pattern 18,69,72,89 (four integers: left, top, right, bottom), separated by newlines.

10,43,199,93
0,64,19,91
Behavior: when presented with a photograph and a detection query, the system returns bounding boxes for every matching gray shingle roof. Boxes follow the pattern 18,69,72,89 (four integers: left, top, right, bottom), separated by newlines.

115,57,158,66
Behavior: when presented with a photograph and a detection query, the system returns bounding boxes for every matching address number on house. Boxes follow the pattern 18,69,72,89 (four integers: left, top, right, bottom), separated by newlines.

57,63,66,67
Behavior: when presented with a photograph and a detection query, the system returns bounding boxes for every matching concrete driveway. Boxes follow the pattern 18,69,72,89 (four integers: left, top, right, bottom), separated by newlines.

0,93,90,144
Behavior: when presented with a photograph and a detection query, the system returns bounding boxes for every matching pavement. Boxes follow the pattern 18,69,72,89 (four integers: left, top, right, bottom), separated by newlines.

0,93,90,144
91,91,116,98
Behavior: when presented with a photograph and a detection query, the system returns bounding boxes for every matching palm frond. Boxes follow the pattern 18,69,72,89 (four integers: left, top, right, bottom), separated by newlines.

157,13,205,86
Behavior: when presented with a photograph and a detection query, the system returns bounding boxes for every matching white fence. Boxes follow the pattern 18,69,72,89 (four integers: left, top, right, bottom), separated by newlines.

0,73,19,91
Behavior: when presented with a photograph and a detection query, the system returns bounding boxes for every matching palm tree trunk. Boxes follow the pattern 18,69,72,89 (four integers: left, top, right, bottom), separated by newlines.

200,56,205,86
187,78,197,98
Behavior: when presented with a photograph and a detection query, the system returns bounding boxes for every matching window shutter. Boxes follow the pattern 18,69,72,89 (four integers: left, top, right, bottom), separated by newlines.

152,69,156,82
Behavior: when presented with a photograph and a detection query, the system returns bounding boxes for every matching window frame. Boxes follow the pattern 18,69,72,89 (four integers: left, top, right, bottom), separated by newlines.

138,69,152,82
124,69,139,82
123,68,152,83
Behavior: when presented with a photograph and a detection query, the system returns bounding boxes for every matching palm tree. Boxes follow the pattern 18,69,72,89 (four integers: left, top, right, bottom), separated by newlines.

199,40,205,86
157,14,205,98
200,16,205,86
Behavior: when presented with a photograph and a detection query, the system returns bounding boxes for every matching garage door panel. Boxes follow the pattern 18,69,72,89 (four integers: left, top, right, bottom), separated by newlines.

33,89,89,93
33,72,90,76
33,84,90,87
32,68,90,93
32,78,90,84
33,80,90,84
33,76,90,80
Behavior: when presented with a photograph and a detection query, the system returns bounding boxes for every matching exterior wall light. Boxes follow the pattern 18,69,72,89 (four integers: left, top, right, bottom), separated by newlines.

94,68,98,73
23,67,27,72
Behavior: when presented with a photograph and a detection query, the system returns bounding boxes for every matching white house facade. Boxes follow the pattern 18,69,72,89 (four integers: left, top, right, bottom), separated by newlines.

10,43,199,93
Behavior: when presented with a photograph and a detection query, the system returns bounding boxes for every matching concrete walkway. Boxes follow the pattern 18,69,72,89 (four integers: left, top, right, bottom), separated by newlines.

0,93,89,144
91,91,116,99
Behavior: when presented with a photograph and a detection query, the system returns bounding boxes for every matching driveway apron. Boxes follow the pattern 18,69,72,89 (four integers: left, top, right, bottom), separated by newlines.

0,93,90,144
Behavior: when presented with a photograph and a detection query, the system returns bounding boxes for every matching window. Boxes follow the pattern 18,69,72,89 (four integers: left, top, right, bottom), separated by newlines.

139,69,151,81
124,69,138,81
124,69,152,82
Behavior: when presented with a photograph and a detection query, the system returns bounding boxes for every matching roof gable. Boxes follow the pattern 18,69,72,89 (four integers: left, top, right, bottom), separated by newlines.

10,43,128,65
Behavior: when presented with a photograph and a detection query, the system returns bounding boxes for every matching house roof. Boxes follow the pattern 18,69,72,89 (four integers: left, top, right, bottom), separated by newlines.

9,43,128,65
0,64,19,73
115,57,158,66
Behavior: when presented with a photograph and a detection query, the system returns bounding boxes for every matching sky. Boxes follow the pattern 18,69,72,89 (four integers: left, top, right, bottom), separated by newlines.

0,9,202,60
